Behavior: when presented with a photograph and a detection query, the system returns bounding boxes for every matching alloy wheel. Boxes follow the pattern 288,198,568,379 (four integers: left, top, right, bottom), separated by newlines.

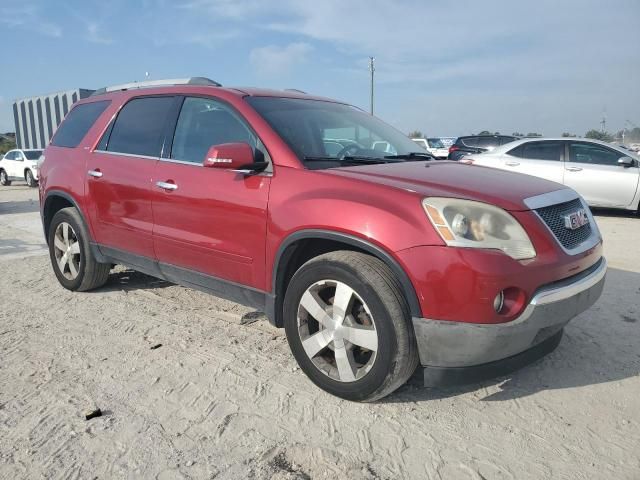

297,279,378,382
53,222,81,280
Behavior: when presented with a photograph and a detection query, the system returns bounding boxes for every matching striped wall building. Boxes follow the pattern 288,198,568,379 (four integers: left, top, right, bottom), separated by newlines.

12,89,95,149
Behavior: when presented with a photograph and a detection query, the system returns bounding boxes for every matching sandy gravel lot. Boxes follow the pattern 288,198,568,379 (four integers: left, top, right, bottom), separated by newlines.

0,184,639,479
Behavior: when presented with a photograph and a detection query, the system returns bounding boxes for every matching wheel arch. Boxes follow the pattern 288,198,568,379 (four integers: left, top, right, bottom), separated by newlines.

42,191,91,247
269,229,422,327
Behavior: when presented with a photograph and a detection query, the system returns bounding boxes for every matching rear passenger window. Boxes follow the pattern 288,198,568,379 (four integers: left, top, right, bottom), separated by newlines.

107,97,174,157
51,100,110,148
516,141,563,161
171,97,257,163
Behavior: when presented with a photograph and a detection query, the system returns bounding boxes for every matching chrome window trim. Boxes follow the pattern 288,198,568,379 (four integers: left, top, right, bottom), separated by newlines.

525,189,601,256
93,150,158,161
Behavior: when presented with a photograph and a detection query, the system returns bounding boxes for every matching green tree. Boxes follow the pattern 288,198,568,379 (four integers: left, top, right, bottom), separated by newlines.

526,133,542,137
477,130,492,135
0,137,17,155
585,129,613,142
408,130,423,138
561,132,577,137
512,132,524,137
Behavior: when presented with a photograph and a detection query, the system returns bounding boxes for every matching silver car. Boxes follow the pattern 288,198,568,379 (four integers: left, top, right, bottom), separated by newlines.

465,138,640,212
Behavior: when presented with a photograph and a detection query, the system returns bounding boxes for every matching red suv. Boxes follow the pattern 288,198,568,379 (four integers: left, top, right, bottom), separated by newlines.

39,77,606,401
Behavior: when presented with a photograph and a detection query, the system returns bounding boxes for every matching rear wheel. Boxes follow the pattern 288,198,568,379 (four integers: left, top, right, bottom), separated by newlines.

283,251,419,402
48,207,111,291
0,170,11,186
25,169,37,187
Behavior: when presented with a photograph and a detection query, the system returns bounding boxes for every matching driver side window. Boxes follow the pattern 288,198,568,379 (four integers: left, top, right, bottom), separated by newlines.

171,97,259,164
569,143,620,166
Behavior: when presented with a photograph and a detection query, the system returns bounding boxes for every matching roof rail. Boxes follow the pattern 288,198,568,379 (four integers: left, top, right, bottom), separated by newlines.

90,77,221,96
284,88,307,94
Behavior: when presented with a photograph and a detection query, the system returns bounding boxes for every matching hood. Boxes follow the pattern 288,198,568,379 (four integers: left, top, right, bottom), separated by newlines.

327,161,565,211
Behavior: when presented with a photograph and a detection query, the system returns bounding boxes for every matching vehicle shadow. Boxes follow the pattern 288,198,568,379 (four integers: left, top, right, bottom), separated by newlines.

383,266,640,403
591,207,638,219
99,268,172,292
0,199,40,215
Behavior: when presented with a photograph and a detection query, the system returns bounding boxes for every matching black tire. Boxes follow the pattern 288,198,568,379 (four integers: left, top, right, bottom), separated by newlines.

25,169,37,188
283,251,419,402
48,207,111,291
0,169,11,186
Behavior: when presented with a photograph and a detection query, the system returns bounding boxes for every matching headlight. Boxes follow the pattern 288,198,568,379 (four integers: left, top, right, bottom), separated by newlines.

422,198,536,260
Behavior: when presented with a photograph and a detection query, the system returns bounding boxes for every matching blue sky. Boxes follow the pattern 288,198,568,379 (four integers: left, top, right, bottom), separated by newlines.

1,0,639,137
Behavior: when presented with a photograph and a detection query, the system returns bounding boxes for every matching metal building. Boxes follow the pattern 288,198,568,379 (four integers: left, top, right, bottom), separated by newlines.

12,88,95,149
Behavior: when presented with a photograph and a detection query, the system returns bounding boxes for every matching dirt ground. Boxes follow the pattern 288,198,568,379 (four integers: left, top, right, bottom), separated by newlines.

0,183,638,479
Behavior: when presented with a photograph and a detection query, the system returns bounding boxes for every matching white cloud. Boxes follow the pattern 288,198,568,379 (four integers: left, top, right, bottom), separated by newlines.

86,22,113,45
250,42,313,76
0,3,62,38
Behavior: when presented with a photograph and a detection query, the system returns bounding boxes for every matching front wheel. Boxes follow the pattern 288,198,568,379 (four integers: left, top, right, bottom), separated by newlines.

25,169,37,187
283,251,419,402
48,207,111,291
0,170,11,186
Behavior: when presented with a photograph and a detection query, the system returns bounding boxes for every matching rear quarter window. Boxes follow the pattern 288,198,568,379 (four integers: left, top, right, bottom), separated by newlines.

51,100,110,148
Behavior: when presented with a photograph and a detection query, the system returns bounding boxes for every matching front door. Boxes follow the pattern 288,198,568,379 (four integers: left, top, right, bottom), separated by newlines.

152,96,271,289
563,141,640,207
86,96,176,260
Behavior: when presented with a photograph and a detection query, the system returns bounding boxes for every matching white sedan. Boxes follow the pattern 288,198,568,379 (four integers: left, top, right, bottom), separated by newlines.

0,149,42,188
464,138,640,212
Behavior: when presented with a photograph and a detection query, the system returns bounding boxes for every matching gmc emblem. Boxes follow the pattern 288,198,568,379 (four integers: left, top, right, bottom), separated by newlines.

563,209,589,230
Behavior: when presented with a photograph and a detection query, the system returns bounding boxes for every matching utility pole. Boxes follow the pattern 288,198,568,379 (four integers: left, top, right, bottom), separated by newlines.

369,56,375,115
600,116,606,133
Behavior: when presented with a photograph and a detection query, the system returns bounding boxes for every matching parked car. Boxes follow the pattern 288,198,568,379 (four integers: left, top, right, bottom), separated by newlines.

448,135,518,160
411,137,448,159
0,148,42,187
465,138,640,212
39,78,606,401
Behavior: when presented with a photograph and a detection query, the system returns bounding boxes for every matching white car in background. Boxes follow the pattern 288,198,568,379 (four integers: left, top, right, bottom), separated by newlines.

0,149,42,187
411,137,448,158
465,138,640,212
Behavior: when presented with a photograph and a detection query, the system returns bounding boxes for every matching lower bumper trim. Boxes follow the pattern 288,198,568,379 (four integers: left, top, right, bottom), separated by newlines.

420,329,564,387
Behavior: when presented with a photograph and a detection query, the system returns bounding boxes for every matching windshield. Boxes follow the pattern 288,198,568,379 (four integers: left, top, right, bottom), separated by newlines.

427,138,445,148
24,150,42,160
247,97,425,168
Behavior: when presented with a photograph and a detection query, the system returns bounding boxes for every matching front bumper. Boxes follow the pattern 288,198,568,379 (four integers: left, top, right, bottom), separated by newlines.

412,257,606,383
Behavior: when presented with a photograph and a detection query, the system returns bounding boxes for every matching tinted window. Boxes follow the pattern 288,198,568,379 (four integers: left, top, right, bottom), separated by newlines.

107,97,174,157
51,100,110,148
569,143,621,166
24,151,42,160
4,151,16,160
460,137,478,147
498,136,517,145
171,97,257,163
427,138,444,148
511,141,563,161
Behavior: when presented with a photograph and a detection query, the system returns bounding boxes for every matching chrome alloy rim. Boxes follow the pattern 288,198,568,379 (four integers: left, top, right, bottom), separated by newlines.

297,280,378,382
53,222,81,280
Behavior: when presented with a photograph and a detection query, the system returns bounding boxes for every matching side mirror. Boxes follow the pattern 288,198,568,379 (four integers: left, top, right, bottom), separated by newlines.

203,142,268,174
618,156,635,167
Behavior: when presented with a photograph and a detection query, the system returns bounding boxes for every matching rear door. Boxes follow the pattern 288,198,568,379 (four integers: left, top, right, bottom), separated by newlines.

87,96,175,261
501,140,565,183
2,151,19,177
151,96,271,289
564,141,639,207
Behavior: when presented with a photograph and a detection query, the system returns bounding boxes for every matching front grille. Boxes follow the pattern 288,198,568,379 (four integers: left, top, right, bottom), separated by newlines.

535,198,593,250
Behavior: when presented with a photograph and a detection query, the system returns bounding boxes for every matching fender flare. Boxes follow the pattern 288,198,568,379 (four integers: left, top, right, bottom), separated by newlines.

270,229,422,323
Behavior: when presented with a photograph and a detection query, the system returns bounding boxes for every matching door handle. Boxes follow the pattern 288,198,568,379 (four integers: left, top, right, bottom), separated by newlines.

88,169,103,178
505,161,520,166
156,181,178,191
566,166,582,172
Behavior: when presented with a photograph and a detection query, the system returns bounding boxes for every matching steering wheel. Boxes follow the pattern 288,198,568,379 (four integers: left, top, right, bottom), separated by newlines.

335,143,360,159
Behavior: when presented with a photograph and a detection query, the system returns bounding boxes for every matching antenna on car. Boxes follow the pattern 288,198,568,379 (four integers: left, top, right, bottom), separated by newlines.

90,77,222,96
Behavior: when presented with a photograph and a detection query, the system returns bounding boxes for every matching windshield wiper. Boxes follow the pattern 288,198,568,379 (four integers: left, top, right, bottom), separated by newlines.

303,155,401,164
384,152,435,161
